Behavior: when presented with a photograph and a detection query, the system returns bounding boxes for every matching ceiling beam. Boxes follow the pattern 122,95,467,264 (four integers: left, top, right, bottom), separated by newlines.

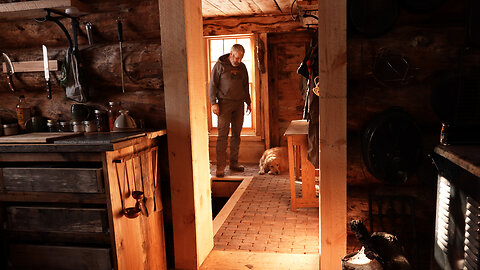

203,14,303,36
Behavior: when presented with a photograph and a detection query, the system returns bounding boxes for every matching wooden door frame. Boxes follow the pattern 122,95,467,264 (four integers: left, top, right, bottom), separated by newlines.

159,0,347,269
318,0,347,269
159,1,213,269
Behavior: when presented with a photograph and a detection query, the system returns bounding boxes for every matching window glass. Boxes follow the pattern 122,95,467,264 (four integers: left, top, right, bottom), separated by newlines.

212,112,218,128
211,63,216,74
207,35,255,130
236,38,251,61
223,39,236,53
243,60,252,82
210,39,224,61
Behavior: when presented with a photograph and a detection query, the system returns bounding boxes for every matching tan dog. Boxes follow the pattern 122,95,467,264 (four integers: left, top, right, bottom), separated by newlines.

258,146,288,175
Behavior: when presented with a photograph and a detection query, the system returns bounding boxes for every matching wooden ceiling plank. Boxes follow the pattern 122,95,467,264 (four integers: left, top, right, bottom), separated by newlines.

274,0,295,14
230,0,262,16
242,0,263,13
203,0,225,17
205,0,243,16
253,0,279,14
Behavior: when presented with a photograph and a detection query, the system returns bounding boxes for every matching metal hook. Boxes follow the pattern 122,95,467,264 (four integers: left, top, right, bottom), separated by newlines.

37,9,75,52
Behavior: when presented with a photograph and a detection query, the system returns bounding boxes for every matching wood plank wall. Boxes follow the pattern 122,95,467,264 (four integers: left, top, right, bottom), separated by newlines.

267,31,313,147
0,0,165,130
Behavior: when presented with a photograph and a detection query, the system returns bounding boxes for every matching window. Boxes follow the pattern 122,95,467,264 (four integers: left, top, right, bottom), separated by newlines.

205,34,257,134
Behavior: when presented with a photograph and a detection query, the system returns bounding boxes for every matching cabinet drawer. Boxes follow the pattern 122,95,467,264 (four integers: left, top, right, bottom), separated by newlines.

9,244,112,270
2,167,104,193
7,206,108,233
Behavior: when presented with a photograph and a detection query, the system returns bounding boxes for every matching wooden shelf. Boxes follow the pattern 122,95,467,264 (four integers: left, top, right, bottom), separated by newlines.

0,0,89,20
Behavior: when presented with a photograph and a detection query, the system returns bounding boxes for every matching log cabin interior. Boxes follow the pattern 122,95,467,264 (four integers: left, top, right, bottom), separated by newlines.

0,0,478,269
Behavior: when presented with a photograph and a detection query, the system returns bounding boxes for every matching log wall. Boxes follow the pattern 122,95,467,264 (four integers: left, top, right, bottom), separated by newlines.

348,1,475,269
0,0,165,129
0,0,171,267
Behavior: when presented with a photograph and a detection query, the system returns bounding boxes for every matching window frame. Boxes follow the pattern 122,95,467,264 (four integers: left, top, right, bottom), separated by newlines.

205,34,260,137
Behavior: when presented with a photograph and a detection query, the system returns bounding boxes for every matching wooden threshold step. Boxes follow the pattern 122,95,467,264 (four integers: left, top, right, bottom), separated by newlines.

200,250,319,270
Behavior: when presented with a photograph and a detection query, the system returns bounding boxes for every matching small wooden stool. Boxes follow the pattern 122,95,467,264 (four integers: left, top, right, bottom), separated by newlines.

284,120,318,211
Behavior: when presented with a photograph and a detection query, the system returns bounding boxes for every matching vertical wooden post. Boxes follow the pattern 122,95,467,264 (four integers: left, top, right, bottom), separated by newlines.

159,0,213,269
318,0,347,269
259,33,270,149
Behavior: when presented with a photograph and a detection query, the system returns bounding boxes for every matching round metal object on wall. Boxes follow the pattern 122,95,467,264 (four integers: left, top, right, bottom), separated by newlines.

401,0,446,13
349,0,400,37
373,50,414,87
362,108,423,184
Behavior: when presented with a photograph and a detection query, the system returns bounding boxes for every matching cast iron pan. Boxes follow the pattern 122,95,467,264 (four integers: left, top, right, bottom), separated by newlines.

349,0,400,37
401,0,446,13
362,108,423,184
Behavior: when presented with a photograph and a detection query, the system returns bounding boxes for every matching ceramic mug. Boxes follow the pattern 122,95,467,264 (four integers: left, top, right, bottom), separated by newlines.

25,116,47,132
71,104,91,122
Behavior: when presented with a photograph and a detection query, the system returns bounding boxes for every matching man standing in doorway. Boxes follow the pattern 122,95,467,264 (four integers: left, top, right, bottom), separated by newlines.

209,44,251,177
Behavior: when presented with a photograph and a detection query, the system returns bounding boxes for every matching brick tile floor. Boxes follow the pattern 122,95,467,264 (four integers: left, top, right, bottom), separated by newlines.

211,164,319,254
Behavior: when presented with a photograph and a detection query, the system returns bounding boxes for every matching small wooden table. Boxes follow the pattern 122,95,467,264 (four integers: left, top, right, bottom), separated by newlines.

284,120,318,211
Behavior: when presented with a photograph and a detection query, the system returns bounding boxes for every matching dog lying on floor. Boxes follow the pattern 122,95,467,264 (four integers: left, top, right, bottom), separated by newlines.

258,146,288,175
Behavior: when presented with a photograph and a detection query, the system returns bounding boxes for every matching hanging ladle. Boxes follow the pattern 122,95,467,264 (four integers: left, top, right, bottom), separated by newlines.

122,191,144,219
114,158,139,218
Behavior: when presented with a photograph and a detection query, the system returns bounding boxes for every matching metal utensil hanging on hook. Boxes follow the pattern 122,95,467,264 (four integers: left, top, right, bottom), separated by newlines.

42,45,51,99
37,9,88,102
85,22,94,46
114,159,141,219
2,53,15,92
138,154,148,217
124,157,131,198
117,19,125,93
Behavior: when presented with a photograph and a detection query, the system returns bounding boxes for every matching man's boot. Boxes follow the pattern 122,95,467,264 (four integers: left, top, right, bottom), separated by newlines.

229,162,244,172
216,166,225,177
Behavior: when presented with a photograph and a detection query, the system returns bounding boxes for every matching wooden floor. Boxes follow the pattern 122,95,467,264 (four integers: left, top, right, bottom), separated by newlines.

202,164,320,269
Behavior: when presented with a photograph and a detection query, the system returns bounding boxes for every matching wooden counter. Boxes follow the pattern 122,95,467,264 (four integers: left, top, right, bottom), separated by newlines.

0,130,167,270
0,130,166,152
434,144,480,178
